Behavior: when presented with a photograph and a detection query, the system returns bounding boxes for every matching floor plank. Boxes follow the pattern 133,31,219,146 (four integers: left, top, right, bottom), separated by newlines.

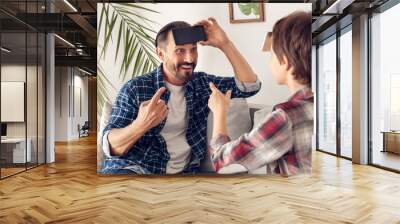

0,135,400,223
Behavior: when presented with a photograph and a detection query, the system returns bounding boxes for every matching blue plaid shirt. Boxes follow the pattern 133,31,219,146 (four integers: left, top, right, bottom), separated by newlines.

101,65,260,174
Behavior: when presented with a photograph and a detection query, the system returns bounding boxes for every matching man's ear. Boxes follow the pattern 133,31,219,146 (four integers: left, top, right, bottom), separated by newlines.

156,47,165,61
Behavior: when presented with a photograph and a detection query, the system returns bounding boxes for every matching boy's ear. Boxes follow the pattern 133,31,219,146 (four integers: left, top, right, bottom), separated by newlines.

282,55,292,72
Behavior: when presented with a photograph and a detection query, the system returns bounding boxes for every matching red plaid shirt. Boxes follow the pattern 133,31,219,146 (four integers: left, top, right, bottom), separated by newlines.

209,87,314,176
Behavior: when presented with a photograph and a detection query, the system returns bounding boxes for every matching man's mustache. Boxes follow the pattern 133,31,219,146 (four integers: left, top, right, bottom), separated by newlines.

177,63,196,68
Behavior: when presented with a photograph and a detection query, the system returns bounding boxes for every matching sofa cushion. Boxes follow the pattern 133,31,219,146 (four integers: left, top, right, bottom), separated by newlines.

253,105,273,128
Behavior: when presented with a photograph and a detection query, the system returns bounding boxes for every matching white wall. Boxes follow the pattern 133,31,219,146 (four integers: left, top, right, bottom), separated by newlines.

55,66,67,141
55,67,89,141
99,3,311,107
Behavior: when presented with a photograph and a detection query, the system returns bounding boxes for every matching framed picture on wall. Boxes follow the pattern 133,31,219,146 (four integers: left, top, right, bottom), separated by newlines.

229,3,265,23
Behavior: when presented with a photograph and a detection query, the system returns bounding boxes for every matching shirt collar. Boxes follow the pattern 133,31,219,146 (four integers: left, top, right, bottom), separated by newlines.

288,86,313,102
154,65,166,90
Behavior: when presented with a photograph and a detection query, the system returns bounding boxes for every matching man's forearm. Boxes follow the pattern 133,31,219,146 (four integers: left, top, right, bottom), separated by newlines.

220,41,258,83
108,120,148,156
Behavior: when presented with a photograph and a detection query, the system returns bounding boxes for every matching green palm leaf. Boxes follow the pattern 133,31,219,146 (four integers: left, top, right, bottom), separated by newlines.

97,3,160,121
98,3,160,80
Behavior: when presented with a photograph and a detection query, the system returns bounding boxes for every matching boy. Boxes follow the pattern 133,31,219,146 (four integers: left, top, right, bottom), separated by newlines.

208,11,313,176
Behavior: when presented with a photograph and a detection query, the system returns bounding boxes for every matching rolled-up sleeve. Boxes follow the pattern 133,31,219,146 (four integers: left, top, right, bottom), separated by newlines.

102,130,121,158
103,83,137,134
234,77,261,93
205,74,261,99
209,109,293,172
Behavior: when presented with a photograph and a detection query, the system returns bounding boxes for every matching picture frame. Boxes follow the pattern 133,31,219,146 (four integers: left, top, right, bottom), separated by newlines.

229,3,265,24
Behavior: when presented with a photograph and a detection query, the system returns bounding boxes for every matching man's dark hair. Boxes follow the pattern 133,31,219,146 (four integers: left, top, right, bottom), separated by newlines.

155,21,191,48
272,11,311,85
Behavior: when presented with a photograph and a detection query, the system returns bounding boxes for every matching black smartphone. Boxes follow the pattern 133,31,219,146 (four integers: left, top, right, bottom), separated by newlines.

172,25,207,46
262,32,272,52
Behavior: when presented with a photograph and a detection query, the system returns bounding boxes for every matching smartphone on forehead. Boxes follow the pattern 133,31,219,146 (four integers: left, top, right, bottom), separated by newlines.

172,25,207,46
262,32,272,52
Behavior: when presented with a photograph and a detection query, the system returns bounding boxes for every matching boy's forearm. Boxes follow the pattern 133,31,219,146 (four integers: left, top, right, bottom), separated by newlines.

212,112,228,138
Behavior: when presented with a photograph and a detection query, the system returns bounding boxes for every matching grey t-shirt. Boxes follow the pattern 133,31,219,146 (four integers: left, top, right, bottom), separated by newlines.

160,82,191,174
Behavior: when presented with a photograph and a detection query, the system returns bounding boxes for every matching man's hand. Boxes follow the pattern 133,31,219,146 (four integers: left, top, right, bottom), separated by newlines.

208,82,231,117
196,17,231,49
134,87,168,131
196,18,257,83
107,87,168,156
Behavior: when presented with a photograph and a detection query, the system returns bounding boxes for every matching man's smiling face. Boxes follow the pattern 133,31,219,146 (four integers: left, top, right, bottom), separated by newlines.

157,32,198,85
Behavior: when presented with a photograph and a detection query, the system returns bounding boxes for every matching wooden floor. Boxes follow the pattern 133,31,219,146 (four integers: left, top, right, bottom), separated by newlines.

1,167,26,178
1,163,45,178
1,135,400,223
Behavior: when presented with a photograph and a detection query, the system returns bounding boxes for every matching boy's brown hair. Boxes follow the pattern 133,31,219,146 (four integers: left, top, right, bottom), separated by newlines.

272,11,311,85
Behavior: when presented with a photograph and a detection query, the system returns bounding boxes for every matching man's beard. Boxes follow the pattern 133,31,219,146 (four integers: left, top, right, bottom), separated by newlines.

174,62,196,82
